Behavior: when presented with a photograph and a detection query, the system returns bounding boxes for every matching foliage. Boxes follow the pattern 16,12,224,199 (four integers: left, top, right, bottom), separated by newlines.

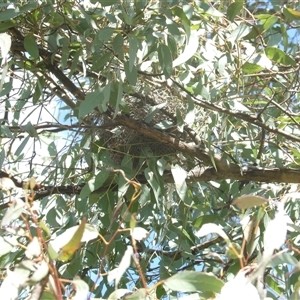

0,0,300,299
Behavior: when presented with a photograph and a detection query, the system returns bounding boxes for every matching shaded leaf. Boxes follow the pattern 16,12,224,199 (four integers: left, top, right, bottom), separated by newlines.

78,89,104,118
24,34,39,59
124,61,137,85
158,44,173,78
227,0,243,22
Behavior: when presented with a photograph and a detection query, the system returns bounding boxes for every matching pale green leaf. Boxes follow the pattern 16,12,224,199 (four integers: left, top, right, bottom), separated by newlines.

1,198,25,227
164,271,223,293
173,33,198,67
195,223,229,241
171,164,188,201
71,279,89,300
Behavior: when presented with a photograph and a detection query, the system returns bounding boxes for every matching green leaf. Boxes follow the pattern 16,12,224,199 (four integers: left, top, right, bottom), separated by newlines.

227,0,243,22
33,76,45,104
171,164,188,202
24,34,39,59
97,27,114,42
78,89,104,118
40,291,57,300
92,52,113,72
113,33,124,60
15,135,30,157
0,9,19,22
0,125,13,138
121,5,133,25
108,289,132,300
124,61,137,85
173,33,198,67
164,271,223,293
98,0,119,6
242,62,264,73
113,81,123,118
0,81,12,97
71,278,89,299
58,218,86,261
144,167,161,202
199,2,224,17
265,47,296,66
172,7,190,27
158,44,173,78
0,148,5,169
20,122,38,138
69,49,81,77
1,198,25,227
128,34,138,71
194,215,221,229
229,23,251,41
283,7,300,21
262,16,278,30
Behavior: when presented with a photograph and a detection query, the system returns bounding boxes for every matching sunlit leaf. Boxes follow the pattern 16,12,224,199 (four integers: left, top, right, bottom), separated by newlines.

108,289,132,300
131,227,149,241
265,47,296,66
164,271,223,293
0,33,11,62
1,198,25,227
107,246,133,287
71,278,89,300
283,7,300,21
171,164,188,201
25,237,41,259
242,62,264,74
232,195,269,209
219,270,259,300
195,223,229,241
173,33,198,67
229,23,251,41
264,210,287,255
